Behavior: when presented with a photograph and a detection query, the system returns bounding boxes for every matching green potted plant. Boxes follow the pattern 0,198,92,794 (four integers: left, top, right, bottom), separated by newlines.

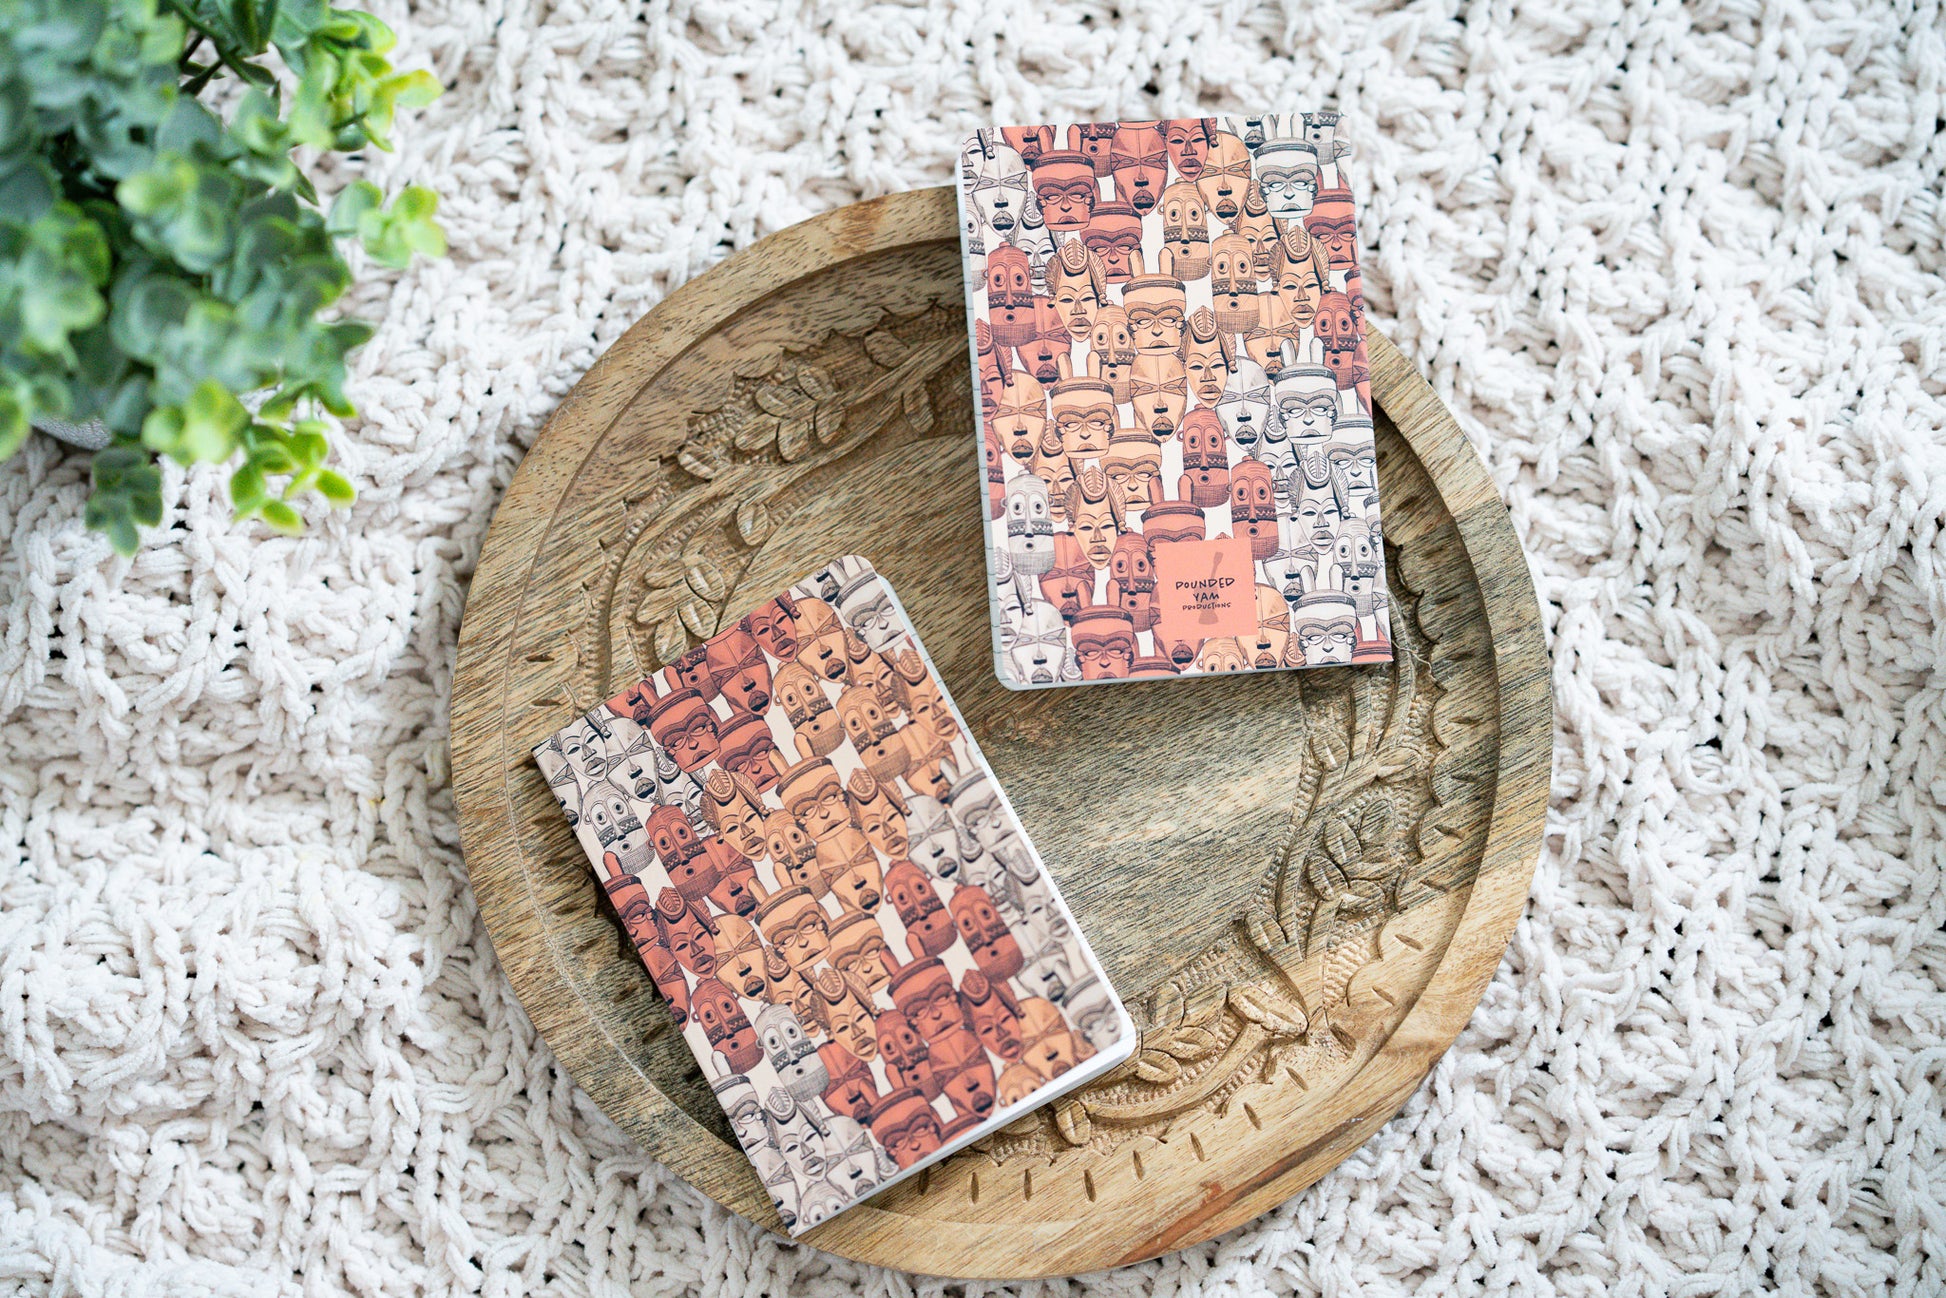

0,0,445,553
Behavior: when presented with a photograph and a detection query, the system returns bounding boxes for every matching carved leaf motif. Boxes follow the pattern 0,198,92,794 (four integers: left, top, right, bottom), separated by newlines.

755,384,812,418
679,599,717,639
1054,1098,1093,1145
641,561,685,590
903,383,933,432
676,446,719,480
777,421,811,462
814,406,845,445
1228,984,1309,1037
736,500,773,545
685,556,726,603
734,416,780,452
797,365,837,401
1150,981,1186,1030
1133,1050,1182,1084
654,617,688,664
1322,814,1360,867
863,331,909,367
1152,1025,1219,1062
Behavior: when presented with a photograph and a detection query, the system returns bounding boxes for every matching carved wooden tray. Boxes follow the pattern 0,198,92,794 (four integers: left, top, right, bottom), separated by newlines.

451,186,1549,1279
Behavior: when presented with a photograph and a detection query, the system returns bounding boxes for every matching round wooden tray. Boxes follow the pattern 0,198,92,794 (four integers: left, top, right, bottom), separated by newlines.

451,187,1549,1279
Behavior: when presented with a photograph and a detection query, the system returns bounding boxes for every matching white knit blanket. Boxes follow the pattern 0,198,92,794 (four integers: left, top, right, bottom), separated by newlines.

4,0,1943,1293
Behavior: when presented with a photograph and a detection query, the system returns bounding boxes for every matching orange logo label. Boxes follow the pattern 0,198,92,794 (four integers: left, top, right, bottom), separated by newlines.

1152,535,1257,646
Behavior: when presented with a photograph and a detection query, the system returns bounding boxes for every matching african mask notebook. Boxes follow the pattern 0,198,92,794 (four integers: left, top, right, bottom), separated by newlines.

957,113,1393,687
532,557,1135,1235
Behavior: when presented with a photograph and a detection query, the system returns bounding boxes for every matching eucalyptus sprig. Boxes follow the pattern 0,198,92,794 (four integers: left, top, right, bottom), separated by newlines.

0,0,444,553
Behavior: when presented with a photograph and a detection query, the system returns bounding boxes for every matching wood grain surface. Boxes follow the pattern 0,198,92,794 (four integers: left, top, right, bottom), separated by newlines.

450,186,1551,1279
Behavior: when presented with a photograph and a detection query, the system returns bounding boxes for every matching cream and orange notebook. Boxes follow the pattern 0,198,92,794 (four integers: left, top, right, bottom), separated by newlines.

533,557,1134,1234
958,114,1392,687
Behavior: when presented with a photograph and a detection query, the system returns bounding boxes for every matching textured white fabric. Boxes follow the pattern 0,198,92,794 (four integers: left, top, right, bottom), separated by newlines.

4,0,1944,1293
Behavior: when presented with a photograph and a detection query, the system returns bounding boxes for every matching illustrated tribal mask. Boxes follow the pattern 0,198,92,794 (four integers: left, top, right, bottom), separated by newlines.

1069,607,1137,679
1102,433,1162,527
1304,187,1359,271
809,967,880,1060
1293,594,1358,665
888,861,956,960
1179,307,1233,404
755,886,832,973
1159,181,1211,279
964,133,1030,239
1303,109,1348,161
1209,234,1259,334
869,1088,944,1170
990,367,1047,465
647,689,719,774
1239,188,1277,279
1176,408,1231,508
1231,459,1280,561
1047,243,1106,341
1029,150,1097,230
848,767,908,859
1196,132,1253,226
1215,358,1272,447
1161,117,1214,180
1030,454,1076,526
1005,474,1055,578
985,244,1037,347
1123,275,1188,355
773,660,841,758
691,977,761,1072
1128,353,1187,438
644,883,712,973
1252,138,1321,219
1011,197,1056,291
1001,597,1072,687
1048,375,1115,466
1070,120,1118,174
1331,441,1378,497
1081,202,1144,283
1271,365,1341,447
706,627,771,715
1001,123,1054,163
1108,533,1157,631
741,591,799,662
1273,227,1329,331
1110,121,1167,214
1039,532,1094,620
1087,308,1136,403
1315,291,1360,388
1020,294,1067,386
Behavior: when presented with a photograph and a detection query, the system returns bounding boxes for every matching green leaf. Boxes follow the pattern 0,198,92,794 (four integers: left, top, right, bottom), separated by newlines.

313,467,352,504
325,179,381,237
6,0,443,554
288,419,326,467
0,378,31,460
117,157,196,217
142,378,245,462
258,497,301,533
87,440,164,555
228,460,266,510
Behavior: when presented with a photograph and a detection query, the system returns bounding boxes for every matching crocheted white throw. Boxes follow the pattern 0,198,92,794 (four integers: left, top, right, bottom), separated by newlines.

2,0,1941,1294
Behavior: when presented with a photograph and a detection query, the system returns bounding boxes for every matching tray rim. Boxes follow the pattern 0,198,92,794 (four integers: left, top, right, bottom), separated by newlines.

451,186,1551,1278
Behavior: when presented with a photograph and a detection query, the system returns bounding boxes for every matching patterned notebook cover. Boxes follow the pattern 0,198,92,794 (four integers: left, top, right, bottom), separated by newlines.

532,557,1135,1235
957,114,1394,688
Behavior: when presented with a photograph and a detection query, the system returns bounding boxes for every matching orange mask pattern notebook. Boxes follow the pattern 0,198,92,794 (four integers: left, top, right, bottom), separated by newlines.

533,557,1134,1235
958,114,1393,687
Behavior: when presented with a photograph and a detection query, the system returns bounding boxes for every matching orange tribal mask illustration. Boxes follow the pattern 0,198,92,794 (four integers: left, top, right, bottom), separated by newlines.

960,114,1390,687
534,560,1131,1234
